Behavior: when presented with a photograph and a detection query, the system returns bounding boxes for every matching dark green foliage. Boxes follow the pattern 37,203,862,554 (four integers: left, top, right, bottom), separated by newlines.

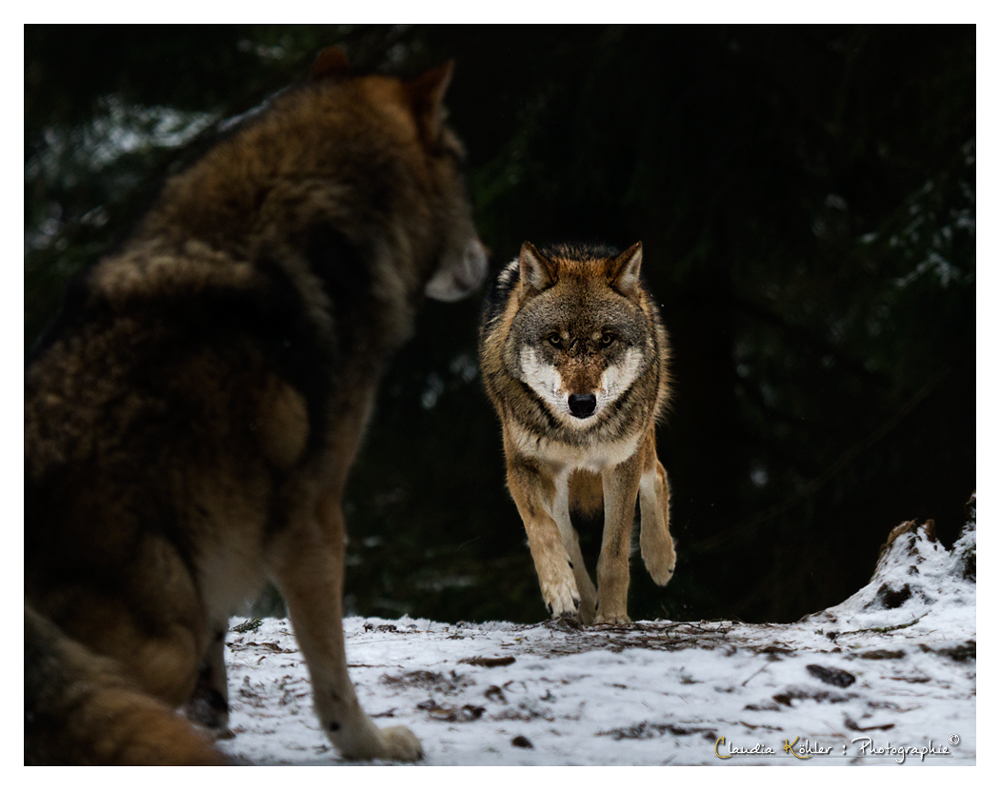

25,25,974,624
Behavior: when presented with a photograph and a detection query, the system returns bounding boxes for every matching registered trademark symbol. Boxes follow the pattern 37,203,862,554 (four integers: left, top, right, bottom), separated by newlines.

949,734,960,746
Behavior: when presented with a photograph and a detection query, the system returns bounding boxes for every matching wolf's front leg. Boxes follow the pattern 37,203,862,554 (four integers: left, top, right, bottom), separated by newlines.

506,457,581,620
639,456,676,586
595,455,643,624
267,497,422,762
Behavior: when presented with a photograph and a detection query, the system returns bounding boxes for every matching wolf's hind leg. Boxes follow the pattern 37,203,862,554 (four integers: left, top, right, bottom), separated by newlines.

49,548,207,708
553,477,596,624
595,453,643,625
186,621,230,730
25,605,225,765
562,531,596,624
639,458,676,586
267,496,422,762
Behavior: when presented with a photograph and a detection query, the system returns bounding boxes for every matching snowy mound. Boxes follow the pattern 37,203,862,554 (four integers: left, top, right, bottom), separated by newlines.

218,496,976,765
804,495,976,646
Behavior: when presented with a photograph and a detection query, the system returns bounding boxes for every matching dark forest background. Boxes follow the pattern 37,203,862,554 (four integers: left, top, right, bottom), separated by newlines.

25,25,975,624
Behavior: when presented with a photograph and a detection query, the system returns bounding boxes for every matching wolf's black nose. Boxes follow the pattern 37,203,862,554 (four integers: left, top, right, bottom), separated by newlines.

568,393,597,418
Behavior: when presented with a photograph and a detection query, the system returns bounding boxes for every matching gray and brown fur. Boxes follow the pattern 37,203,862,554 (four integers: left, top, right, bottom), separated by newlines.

479,242,674,625
24,47,487,765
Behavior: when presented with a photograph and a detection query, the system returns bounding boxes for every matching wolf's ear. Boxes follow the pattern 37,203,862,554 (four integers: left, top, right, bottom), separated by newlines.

607,242,643,297
311,47,351,80
520,242,558,292
406,61,454,142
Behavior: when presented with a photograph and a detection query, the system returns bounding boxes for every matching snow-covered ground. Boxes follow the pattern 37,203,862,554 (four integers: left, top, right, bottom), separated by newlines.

218,502,976,766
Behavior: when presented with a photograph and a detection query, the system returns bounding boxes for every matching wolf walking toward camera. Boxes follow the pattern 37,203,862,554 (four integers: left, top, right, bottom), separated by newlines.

479,242,675,625
25,47,487,765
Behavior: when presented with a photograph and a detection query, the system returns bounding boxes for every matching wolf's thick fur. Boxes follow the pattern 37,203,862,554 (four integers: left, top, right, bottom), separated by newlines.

479,242,674,625
24,604,224,765
24,48,487,765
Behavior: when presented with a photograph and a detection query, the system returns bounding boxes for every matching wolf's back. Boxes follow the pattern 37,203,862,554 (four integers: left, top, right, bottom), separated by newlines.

24,605,224,766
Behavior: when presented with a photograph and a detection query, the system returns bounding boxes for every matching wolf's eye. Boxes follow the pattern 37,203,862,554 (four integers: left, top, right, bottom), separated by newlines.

547,333,563,348
600,332,616,348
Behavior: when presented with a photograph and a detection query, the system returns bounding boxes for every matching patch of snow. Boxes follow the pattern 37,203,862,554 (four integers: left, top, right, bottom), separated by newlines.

217,502,976,766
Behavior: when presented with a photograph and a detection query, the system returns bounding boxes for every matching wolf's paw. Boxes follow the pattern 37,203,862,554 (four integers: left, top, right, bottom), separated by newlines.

641,539,676,586
644,556,676,586
338,724,423,762
593,612,632,626
375,726,424,762
541,576,581,620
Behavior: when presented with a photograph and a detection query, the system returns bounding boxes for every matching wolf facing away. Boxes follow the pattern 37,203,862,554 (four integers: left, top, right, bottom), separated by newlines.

24,47,487,764
479,242,675,625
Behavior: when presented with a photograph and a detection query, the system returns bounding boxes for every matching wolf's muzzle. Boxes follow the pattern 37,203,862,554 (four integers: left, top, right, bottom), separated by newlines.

425,238,488,302
568,393,597,419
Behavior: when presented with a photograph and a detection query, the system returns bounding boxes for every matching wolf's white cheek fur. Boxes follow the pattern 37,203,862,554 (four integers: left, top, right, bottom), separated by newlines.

519,348,567,414
597,348,643,410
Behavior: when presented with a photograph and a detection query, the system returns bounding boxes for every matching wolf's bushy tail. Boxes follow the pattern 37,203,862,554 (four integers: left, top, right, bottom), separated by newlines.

24,604,225,765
